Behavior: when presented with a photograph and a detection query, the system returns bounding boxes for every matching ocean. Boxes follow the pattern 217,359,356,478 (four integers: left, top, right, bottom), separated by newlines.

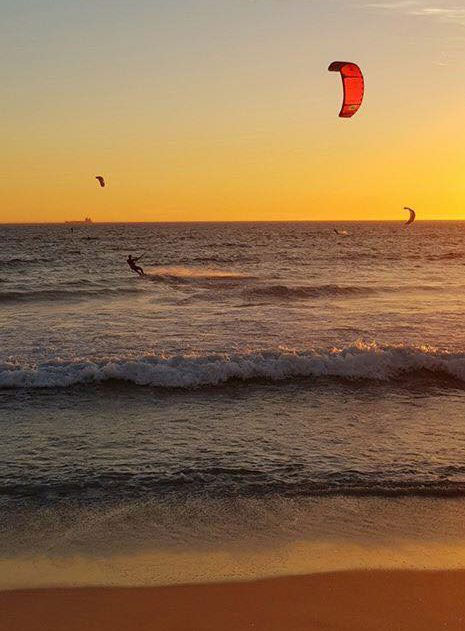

2,221,465,587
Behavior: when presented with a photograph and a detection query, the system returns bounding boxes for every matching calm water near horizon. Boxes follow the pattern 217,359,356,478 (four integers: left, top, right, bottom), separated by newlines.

2,221,465,586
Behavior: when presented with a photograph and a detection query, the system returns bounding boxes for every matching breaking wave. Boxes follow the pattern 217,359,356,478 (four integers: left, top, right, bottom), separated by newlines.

2,341,465,389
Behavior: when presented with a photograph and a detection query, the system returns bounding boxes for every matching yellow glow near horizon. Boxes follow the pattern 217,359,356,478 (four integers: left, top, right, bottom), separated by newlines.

1,1,464,222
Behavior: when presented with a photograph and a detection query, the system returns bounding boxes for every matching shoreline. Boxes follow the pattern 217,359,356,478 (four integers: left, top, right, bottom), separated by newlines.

2,569,465,631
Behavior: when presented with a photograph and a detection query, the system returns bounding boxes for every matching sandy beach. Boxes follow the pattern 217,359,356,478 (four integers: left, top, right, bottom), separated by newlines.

2,569,465,631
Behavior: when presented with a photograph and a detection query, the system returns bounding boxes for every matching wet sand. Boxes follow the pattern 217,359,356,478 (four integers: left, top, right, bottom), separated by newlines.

2,569,465,631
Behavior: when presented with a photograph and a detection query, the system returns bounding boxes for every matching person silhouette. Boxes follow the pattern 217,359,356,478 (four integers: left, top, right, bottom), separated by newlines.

127,254,144,276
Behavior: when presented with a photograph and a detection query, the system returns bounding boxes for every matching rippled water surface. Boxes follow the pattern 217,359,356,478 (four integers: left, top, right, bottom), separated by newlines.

2,222,465,563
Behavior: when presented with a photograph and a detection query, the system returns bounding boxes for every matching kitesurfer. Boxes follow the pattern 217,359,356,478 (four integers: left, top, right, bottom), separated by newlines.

127,254,144,276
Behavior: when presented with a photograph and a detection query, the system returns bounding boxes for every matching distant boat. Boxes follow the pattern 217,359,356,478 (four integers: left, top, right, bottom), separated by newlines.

65,217,93,225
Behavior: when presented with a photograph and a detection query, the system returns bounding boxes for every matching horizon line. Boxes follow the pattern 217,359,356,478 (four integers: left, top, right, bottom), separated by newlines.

1,219,465,225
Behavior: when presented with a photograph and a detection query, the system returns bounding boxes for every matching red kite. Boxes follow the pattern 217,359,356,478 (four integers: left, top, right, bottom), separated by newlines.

328,61,364,118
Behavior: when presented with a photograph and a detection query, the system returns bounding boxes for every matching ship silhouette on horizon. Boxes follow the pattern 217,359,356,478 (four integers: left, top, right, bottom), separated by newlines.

65,217,93,225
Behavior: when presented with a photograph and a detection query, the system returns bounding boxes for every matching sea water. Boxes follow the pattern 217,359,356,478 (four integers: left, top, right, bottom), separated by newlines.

2,221,465,586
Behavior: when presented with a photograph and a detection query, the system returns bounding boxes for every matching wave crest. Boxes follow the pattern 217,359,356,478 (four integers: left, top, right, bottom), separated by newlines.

2,341,465,389
245,284,377,299
0,257,53,268
0,286,141,303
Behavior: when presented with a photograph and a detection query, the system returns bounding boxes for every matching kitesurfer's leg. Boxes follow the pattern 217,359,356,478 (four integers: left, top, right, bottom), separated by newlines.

135,265,144,276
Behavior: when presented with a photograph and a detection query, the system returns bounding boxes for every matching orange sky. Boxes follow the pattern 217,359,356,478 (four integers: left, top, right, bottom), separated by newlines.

1,0,464,222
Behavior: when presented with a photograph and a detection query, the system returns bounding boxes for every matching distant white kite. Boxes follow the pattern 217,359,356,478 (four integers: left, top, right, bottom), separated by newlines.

95,176,105,188
404,206,415,226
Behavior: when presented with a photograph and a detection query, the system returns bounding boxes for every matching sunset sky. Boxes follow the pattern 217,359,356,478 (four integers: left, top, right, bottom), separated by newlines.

1,0,465,222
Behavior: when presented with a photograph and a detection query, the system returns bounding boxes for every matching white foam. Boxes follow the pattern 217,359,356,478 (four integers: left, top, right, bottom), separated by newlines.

2,341,465,389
